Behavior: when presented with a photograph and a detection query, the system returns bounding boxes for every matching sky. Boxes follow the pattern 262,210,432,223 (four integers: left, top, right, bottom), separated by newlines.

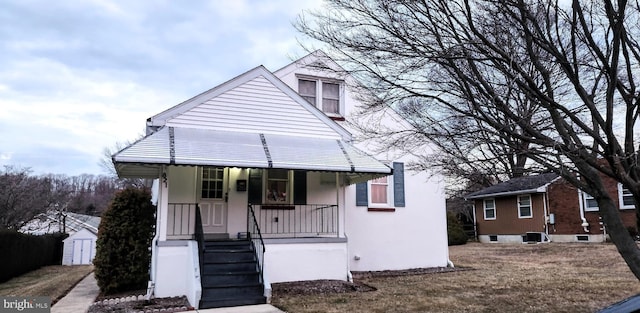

0,0,324,176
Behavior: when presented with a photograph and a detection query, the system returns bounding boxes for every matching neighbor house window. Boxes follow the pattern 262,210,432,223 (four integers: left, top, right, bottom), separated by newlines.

518,195,532,218
201,167,223,199
582,192,599,212
298,77,343,116
484,199,496,220
265,169,291,204
618,184,635,209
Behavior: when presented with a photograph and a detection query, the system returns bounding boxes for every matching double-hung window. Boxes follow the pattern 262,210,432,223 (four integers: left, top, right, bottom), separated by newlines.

355,162,405,210
582,191,599,212
298,77,343,117
518,195,532,218
484,199,496,220
247,169,307,205
370,176,390,206
265,169,291,204
618,184,635,209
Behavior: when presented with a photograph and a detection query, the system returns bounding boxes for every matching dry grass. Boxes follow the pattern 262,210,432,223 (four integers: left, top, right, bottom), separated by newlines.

272,243,640,313
0,265,93,304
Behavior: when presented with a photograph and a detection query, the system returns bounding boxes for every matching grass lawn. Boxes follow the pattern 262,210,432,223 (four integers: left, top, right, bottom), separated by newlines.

272,242,640,313
0,265,93,304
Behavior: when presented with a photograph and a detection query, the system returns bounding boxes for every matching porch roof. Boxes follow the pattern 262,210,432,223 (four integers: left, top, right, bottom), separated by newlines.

113,126,392,183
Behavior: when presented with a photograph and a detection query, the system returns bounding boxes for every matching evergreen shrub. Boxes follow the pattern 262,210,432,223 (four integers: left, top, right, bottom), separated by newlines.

447,211,468,246
94,188,155,294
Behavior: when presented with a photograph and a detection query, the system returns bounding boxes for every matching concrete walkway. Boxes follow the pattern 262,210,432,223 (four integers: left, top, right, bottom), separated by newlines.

193,304,285,313
52,273,100,313
52,272,284,313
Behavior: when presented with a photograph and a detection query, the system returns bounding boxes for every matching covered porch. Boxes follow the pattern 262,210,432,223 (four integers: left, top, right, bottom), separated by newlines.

112,126,391,308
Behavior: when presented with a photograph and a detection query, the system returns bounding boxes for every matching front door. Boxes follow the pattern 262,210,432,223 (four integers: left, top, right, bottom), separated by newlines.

199,167,228,235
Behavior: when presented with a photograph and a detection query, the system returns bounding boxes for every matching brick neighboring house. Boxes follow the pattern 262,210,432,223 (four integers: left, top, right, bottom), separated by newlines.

466,173,637,243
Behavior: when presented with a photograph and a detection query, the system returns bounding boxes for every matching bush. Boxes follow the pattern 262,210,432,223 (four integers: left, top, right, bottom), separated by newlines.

0,230,67,282
447,211,468,246
94,188,156,294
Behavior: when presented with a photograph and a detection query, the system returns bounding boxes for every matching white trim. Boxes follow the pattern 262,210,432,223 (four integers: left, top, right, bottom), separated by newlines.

367,175,394,208
483,198,496,220
296,74,345,118
582,191,599,212
617,183,635,210
517,194,533,219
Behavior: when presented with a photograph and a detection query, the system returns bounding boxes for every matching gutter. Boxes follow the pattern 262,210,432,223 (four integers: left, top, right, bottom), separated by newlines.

465,188,543,200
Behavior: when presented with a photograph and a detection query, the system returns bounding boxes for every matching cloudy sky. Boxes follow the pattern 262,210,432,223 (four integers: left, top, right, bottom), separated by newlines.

0,0,323,176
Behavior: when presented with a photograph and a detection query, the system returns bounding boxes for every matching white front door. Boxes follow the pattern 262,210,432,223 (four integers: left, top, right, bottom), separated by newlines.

199,167,228,234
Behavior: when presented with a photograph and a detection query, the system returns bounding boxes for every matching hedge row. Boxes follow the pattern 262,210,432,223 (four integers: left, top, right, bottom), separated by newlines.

0,230,67,282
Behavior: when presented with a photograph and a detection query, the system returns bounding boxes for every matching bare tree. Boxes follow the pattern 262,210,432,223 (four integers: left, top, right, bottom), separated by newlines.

0,166,54,230
298,0,640,279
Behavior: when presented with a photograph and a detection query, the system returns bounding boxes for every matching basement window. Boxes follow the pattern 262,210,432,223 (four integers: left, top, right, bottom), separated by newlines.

576,235,589,242
489,235,498,242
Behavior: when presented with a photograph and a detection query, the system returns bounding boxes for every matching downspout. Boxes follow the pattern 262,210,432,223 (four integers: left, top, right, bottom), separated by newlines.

146,170,164,300
542,193,550,242
341,173,353,283
577,189,589,233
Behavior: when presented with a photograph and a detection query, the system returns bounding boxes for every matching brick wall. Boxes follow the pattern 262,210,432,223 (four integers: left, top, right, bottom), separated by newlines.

547,176,637,235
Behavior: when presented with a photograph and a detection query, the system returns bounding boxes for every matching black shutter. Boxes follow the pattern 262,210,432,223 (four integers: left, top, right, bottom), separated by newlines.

393,162,405,207
248,169,263,205
293,171,307,205
356,182,368,206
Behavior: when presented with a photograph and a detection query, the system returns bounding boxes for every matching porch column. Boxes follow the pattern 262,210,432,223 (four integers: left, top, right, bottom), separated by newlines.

158,169,169,241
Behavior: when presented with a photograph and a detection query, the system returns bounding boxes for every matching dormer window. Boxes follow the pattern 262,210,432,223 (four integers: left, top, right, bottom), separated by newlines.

298,77,343,117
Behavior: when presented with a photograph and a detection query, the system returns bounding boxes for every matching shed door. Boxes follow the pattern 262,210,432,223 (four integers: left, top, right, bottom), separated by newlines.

72,239,93,265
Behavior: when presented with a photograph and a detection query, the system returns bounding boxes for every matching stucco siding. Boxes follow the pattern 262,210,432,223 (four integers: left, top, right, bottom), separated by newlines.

346,160,449,271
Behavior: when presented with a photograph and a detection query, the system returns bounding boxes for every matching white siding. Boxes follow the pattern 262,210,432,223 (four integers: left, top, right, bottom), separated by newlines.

166,76,342,139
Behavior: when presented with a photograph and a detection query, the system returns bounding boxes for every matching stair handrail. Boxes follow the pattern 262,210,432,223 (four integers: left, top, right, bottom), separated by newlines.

247,204,266,283
194,204,204,278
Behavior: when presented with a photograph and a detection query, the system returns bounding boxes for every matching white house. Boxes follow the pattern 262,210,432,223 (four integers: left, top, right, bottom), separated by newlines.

113,51,448,309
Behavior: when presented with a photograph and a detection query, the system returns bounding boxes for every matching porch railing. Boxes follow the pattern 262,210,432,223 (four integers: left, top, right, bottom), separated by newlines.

247,204,266,284
251,204,339,238
167,203,197,239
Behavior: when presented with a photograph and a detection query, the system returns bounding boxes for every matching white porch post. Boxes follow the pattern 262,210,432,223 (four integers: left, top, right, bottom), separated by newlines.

158,169,169,241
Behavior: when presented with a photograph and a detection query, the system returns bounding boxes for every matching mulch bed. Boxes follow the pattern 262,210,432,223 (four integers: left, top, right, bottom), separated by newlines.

89,290,192,313
352,266,471,279
272,267,470,297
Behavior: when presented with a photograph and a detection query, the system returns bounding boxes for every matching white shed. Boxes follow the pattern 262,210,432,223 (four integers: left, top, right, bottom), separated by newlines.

62,228,97,265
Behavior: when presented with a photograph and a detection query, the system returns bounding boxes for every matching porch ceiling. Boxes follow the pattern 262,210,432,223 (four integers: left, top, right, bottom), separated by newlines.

113,126,392,181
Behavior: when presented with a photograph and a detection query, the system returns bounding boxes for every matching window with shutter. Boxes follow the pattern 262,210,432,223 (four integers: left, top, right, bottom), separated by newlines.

356,162,405,211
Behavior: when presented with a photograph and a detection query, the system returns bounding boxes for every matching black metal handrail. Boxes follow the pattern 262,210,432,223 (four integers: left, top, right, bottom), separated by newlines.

247,204,266,284
194,204,204,279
